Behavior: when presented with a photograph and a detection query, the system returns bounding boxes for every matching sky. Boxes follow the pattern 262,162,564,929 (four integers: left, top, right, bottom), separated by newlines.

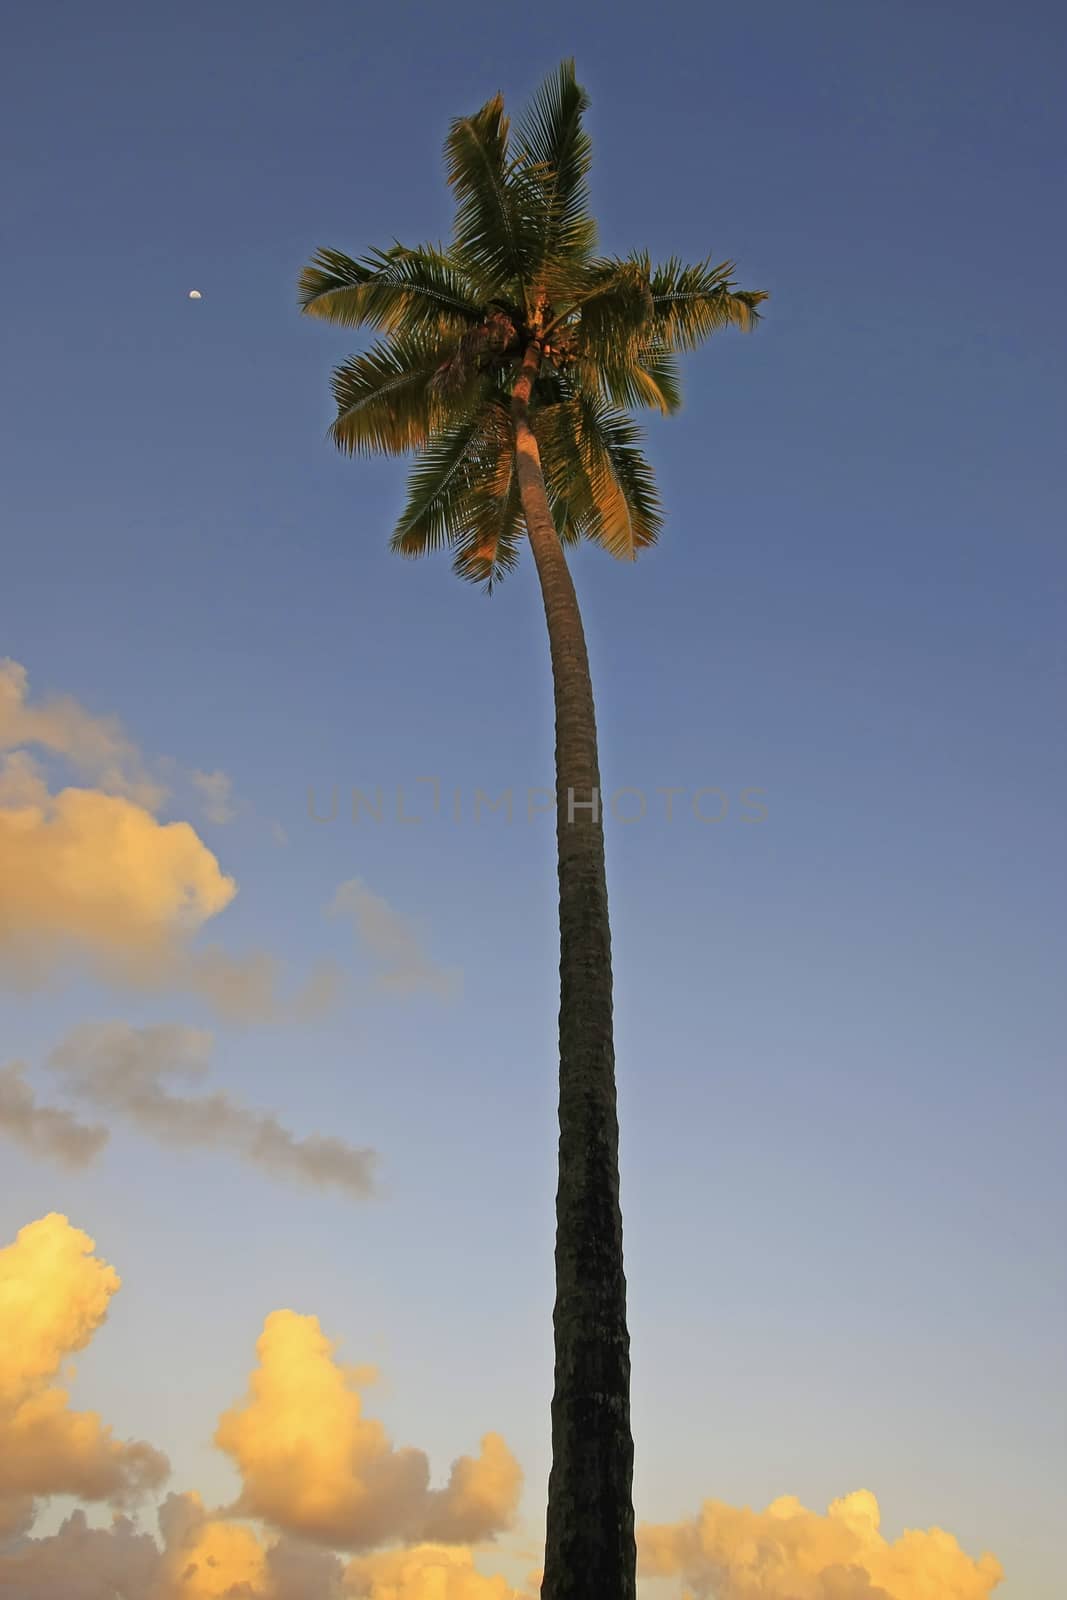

1,0,1065,1596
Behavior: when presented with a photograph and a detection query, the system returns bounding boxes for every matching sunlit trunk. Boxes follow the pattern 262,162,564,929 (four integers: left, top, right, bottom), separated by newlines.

511,344,637,1600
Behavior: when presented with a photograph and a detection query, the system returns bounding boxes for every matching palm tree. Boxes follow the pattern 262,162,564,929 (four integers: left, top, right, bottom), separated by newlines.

299,61,764,1600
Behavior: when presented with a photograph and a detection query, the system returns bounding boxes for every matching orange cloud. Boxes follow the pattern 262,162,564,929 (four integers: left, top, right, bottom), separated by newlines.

344,1543,529,1599
0,1215,168,1525
0,657,164,808
215,1310,521,1550
0,1511,529,1600
0,1212,1008,1600
157,1493,274,1598
638,1488,1004,1600
0,754,233,982
0,1494,349,1600
0,661,341,1022
0,754,336,1021
0,757,234,944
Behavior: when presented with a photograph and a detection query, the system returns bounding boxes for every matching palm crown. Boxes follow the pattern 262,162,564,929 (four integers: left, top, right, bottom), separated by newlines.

299,61,766,590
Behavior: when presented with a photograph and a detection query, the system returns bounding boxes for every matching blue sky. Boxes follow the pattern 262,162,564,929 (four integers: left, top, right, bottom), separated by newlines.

1,1,1064,1596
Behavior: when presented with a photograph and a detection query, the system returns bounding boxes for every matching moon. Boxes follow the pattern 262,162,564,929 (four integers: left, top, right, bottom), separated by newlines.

188,289,202,300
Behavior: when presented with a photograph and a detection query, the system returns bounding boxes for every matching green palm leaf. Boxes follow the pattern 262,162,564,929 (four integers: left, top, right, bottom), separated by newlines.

516,58,596,281
299,244,482,333
537,393,662,558
329,333,457,456
445,96,542,304
450,442,525,591
645,254,768,349
588,341,683,415
389,400,518,567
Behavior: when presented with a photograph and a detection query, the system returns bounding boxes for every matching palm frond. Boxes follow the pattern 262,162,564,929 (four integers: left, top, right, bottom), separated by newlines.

390,401,520,580
574,258,655,355
645,254,768,349
329,333,458,456
576,339,682,415
450,440,525,591
445,96,542,303
574,395,662,557
299,244,483,333
516,58,596,282
536,392,662,558
390,412,488,558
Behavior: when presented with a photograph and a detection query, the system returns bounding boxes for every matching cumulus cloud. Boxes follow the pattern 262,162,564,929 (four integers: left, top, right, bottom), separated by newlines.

637,1487,1004,1600
215,1310,521,1550
0,753,231,983
0,657,164,809
0,755,235,946
344,1543,527,1599
0,1061,107,1168
0,1495,36,1541
0,666,436,1024
269,1535,347,1600
0,1212,1008,1600
0,1499,529,1600
46,1021,376,1199
157,1493,276,1599
0,661,340,1022
0,753,335,1022
330,879,460,999
0,1215,169,1528
0,1504,531,1600
0,1494,347,1600
0,1508,160,1599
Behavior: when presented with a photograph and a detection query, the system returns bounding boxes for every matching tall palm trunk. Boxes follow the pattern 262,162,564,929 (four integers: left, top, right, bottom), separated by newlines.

511,345,637,1600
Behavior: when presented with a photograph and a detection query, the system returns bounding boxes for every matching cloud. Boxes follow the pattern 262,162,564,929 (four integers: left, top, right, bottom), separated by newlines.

0,1502,531,1600
0,754,233,984
0,657,164,809
0,1495,36,1541
0,1508,161,1599
0,753,336,1022
0,1212,1007,1600
0,661,334,1023
0,1215,169,1527
344,1543,528,1599
215,1310,521,1550
330,879,460,999
46,1021,376,1200
0,1494,347,1600
269,1536,347,1600
192,769,237,825
637,1488,1004,1600
0,1061,107,1169
0,667,432,1025
157,1493,275,1599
